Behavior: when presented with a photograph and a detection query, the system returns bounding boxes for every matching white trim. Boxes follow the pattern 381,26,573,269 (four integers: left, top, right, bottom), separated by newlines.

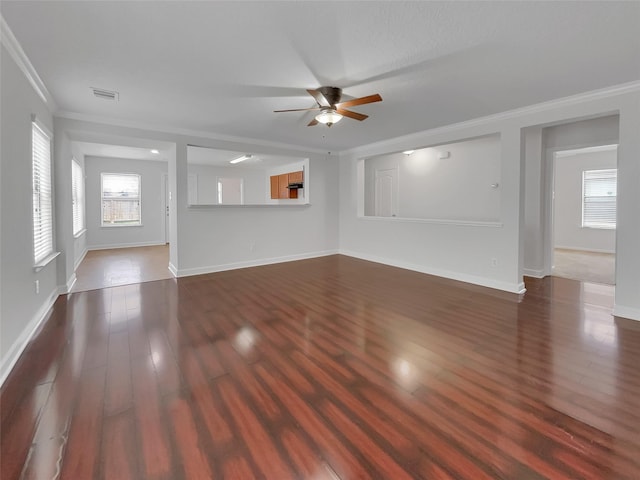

87,241,166,251
612,305,640,322
55,110,329,155
0,287,59,387
0,15,56,108
554,245,615,255
33,251,60,272
343,81,639,157
65,273,77,293
523,268,545,278
358,215,503,228
74,248,88,271
340,249,526,294
73,228,87,239
175,250,339,277
168,262,178,277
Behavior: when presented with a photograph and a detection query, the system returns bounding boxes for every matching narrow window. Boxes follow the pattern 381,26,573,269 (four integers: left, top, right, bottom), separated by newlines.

582,169,617,229
101,173,141,226
32,120,54,263
72,159,85,235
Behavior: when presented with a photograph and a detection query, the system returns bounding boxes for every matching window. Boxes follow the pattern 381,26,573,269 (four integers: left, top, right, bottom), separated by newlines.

32,119,54,264
582,168,617,229
101,173,141,226
72,159,85,235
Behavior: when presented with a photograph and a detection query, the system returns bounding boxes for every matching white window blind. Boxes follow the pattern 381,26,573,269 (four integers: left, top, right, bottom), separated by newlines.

101,173,141,226
72,159,85,235
32,121,54,263
582,168,617,229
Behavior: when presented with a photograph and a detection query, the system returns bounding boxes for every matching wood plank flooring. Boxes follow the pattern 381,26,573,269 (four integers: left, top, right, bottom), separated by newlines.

2,255,639,479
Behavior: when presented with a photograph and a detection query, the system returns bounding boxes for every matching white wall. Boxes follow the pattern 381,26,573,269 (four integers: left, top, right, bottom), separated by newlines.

0,44,57,382
523,115,619,276
84,156,168,249
188,164,266,205
553,149,616,253
54,118,339,279
363,135,501,221
339,86,640,313
71,146,87,269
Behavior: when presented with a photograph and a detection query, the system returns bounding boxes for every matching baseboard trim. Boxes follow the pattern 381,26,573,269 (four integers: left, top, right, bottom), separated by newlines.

0,288,60,388
612,305,640,322
168,262,178,277
74,248,88,271
554,246,615,254
340,249,526,294
65,273,77,293
87,241,166,251
176,250,339,277
523,268,545,278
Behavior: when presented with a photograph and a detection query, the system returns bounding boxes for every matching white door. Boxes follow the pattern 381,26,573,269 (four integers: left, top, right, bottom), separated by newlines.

218,177,243,205
162,173,170,244
375,168,398,217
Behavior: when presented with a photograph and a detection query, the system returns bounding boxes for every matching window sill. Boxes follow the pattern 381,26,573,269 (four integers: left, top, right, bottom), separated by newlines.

581,225,616,230
33,251,60,272
73,228,87,238
101,224,144,228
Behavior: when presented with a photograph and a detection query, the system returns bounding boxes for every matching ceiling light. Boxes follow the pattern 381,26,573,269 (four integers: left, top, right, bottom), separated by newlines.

315,109,343,126
230,154,251,164
150,149,159,154
403,150,415,155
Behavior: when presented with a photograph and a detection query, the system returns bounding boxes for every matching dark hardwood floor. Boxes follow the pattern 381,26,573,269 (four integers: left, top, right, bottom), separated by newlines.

1,255,639,479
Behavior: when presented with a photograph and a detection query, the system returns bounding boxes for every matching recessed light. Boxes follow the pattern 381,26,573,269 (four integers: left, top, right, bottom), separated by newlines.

150,149,159,154
403,150,414,155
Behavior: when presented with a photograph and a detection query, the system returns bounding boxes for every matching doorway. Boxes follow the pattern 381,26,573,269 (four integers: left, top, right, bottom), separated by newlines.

218,177,244,205
550,145,617,284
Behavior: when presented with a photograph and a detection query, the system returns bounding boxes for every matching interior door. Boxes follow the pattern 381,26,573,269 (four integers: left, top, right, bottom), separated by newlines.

375,168,398,217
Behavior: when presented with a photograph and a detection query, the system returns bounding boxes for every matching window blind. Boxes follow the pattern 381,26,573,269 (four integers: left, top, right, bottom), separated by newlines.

72,159,85,235
32,121,54,263
582,168,617,229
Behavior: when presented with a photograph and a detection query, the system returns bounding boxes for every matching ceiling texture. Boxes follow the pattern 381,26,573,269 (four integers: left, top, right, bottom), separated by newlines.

2,1,639,152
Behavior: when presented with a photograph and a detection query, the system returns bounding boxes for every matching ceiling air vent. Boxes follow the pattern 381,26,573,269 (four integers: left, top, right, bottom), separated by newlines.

91,87,119,101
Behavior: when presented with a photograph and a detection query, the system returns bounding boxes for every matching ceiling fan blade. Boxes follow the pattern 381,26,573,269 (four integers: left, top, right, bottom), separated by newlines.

274,106,321,113
337,108,368,121
336,94,382,109
307,118,319,127
307,89,329,107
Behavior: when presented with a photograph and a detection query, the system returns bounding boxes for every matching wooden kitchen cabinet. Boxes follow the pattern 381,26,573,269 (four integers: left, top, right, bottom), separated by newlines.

288,170,303,184
270,175,279,199
269,170,304,199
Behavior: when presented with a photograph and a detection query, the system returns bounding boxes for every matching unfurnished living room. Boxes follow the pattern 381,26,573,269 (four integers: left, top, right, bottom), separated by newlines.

1,2,640,479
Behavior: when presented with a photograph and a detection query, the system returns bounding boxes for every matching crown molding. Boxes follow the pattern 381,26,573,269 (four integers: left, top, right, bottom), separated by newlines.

343,80,640,157
55,110,330,156
1,15,56,109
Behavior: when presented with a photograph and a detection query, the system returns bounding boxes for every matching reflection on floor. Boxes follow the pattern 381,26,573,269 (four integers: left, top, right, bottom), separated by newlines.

553,248,615,285
73,245,171,292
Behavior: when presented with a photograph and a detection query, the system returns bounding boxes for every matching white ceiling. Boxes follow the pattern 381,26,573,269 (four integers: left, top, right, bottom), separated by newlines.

2,1,639,152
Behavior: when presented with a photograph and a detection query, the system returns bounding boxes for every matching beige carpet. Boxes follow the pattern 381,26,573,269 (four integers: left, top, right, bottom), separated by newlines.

552,248,615,285
73,245,172,292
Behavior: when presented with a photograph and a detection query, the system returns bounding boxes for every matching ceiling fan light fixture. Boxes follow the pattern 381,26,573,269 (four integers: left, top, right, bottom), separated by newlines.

315,109,343,126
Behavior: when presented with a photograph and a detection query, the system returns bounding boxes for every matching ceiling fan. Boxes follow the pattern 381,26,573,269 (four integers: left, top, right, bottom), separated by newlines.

274,86,382,127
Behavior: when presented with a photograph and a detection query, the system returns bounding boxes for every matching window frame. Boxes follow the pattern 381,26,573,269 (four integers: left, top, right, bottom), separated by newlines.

72,158,86,236
581,168,617,230
100,172,142,227
32,117,55,266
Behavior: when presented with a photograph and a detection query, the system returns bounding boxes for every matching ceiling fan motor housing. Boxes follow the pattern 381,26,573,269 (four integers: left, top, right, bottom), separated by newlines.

318,86,342,106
